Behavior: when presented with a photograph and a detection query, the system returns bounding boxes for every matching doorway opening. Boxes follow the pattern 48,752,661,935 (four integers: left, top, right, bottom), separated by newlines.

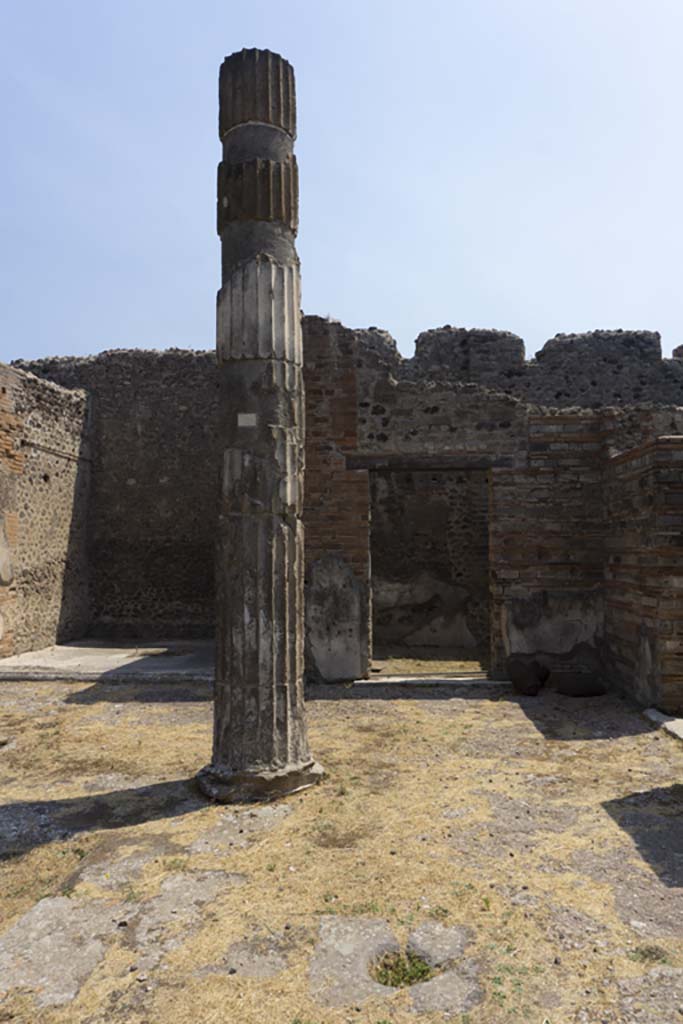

369,468,490,678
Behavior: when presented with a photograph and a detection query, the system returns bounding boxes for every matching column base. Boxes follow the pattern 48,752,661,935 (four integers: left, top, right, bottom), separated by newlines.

196,759,325,803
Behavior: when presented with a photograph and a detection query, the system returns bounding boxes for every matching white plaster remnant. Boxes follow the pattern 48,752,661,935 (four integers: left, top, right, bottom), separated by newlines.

0,515,13,586
643,707,683,744
503,595,603,655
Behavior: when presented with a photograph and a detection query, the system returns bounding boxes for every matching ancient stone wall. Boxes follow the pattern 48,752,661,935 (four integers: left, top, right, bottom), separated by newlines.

18,327,374,672
489,412,607,678
364,325,683,408
604,435,683,714
19,325,372,678
16,350,218,637
15,319,683,706
0,363,91,656
301,319,530,675
356,376,529,461
488,408,683,697
351,342,529,662
303,317,371,681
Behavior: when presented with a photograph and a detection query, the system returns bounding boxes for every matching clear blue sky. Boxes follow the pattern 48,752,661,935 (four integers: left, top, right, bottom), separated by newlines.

2,0,682,362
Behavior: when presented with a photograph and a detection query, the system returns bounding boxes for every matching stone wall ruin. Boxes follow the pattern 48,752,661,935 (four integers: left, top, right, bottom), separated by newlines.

0,364,91,656
6,318,683,713
10,350,218,638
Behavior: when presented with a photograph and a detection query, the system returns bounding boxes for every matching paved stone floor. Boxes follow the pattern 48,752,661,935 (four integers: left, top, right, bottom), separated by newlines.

0,640,215,683
0,642,485,685
0,677,682,1023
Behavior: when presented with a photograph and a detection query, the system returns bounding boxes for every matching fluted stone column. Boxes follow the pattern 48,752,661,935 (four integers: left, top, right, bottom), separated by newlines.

197,48,323,802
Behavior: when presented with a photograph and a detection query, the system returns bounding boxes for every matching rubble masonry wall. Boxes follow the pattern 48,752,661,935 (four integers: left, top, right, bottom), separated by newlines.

12,351,218,637
0,363,91,656
14,322,683,710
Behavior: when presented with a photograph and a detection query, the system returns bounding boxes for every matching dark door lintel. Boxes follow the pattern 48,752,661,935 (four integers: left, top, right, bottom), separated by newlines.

345,453,514,471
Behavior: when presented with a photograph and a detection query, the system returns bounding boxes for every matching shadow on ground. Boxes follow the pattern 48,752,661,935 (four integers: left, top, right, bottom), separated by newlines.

603,784,683,887
305,681,508,702
0,778,205,860
515,689,654,741
65,681,213,704
308,683,654,738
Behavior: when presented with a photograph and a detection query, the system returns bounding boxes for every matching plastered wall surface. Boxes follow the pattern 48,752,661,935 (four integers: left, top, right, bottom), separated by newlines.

0,364,90,656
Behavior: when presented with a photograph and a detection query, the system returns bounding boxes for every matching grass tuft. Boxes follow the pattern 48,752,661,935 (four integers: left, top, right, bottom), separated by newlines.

371,950,434,987
627,944,669,964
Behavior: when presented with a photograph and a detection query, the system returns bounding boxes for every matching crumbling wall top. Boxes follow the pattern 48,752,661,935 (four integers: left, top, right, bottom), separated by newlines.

411,326,525,380
350,322,683,408
537,329,661,363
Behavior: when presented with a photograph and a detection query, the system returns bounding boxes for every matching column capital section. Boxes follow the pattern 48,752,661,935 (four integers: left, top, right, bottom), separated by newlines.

217,158,298,233
219,49,296,140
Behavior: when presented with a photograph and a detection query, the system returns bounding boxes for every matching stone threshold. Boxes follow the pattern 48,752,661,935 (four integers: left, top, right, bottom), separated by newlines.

0,641,509,688
0,668,215,684
355,675,510,687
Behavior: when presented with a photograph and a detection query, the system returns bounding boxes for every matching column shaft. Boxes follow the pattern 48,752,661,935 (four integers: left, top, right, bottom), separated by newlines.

197,48,322,802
